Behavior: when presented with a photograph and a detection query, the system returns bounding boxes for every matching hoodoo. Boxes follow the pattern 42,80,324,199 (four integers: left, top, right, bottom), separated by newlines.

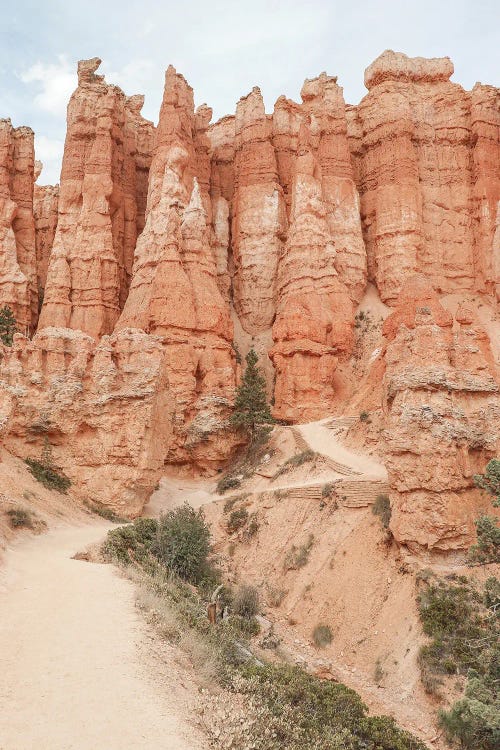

0,52,498,545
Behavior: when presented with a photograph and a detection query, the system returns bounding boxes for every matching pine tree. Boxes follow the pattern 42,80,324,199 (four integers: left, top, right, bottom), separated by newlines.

474,458,500,507
231,348,273,439
0,305,16,346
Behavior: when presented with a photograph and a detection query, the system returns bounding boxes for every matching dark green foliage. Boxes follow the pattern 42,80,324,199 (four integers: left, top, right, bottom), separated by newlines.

312,623,332,648
0,305,16,346
468,514,500,565
474,458,500,506
417,574,499,747
372,494,391,528
155,503,213,584
227,507,248,533
25,457,71,493
103,518,159,564
232,584,259,619
216,475,241,494
230,348,273,438
239,663,428,750
85,502,127,522
6,507,33,529
439,670,499,750
360,410,370,422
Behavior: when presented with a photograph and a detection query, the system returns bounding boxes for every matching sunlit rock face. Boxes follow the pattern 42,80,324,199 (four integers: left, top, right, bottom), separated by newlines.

0,119,37,332
37,58,154,338
347,50,499,304
0,52,498,527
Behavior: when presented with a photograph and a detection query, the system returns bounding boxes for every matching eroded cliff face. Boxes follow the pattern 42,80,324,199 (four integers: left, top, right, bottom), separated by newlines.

0,328,171,515
0,52,498,532
381,277,499,553
347,50,500,304
0,120,37,331
117,66,241,471
37,58,154,338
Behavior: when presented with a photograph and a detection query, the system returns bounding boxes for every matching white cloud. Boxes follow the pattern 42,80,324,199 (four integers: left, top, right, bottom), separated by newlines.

20,55,76,116
34,134,64,184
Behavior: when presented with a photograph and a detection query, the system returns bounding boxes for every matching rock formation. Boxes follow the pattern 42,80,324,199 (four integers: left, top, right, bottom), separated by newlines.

33,161,59,299
0,119,37,331
0,328,171,515
382,276,499,553
38,58,154,338
348,50,499,303
117,66,241,470
0,52,498,531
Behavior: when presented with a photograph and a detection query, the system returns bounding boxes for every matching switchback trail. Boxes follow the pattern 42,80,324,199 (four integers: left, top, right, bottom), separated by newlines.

0,523,207,750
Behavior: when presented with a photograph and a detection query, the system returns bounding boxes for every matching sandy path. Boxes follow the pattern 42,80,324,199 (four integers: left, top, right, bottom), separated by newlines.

299,419,387,478
0,523,207,750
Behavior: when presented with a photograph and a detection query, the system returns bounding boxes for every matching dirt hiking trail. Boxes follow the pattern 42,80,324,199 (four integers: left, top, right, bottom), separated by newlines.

0,523,207,750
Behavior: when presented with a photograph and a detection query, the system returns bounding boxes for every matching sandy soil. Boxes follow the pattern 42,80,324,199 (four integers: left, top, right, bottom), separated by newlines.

298,419,387,478
0,522,207,750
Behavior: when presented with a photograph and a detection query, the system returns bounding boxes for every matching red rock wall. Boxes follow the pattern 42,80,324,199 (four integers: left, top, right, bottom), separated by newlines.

0,119,37,331
348,50,499,303
37,58,154,338
33,162,59,300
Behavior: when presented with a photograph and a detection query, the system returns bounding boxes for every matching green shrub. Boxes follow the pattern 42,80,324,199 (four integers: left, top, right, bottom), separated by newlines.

321,482,335,498
227,507,248,533
217,475,242,494
25,457,71,493
244,514,259,539
468,514,500,565
312,623,332,648
372,494,391,528
155,504,213,584
232,584,259,619
272,450,316,480
417,574,499,742
473,458,500,506
284,534,314,570
6,507,33,529
360,411,370,422
0,305,16,346
439,670,499,750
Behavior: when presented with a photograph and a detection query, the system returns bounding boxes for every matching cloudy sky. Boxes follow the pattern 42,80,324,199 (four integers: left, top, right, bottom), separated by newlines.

1,0,498,184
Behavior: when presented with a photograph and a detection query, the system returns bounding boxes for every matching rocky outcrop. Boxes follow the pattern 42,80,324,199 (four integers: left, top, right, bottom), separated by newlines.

348,50,499,304
38,58,154,338
33,162,59,299
382,276,499,553
117,66,241,470
0,119,37,331
270,123,354,421
231,87,287,333
0,328,171,515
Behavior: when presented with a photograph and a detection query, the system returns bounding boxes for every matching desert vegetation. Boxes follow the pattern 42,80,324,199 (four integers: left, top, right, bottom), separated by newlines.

417,572,499,748
103,506,427,750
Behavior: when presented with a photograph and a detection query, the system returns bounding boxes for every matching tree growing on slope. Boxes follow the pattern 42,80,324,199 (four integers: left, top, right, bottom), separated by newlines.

469,458,500,565
231,348,273,440
0,305,16,346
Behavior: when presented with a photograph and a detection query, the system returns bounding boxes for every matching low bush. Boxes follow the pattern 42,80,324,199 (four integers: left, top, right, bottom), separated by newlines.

312,623,333,648
372,494,392,529
232,584,259,619
321,482,335,498
272,450,316,480
417,573,499,747
155,504,214,585
266,584,287,607
216,475,242,495
284,534,314,570
468,514,500,565
6,507,33,529
360,411,370,422
25,457,71,493
227,507,248,533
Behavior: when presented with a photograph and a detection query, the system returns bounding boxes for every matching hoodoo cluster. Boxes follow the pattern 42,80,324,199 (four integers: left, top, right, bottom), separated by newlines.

0,51,498,550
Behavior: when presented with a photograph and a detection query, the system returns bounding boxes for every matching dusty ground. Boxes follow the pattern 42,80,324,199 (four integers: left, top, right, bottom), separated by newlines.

0,522,208,750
